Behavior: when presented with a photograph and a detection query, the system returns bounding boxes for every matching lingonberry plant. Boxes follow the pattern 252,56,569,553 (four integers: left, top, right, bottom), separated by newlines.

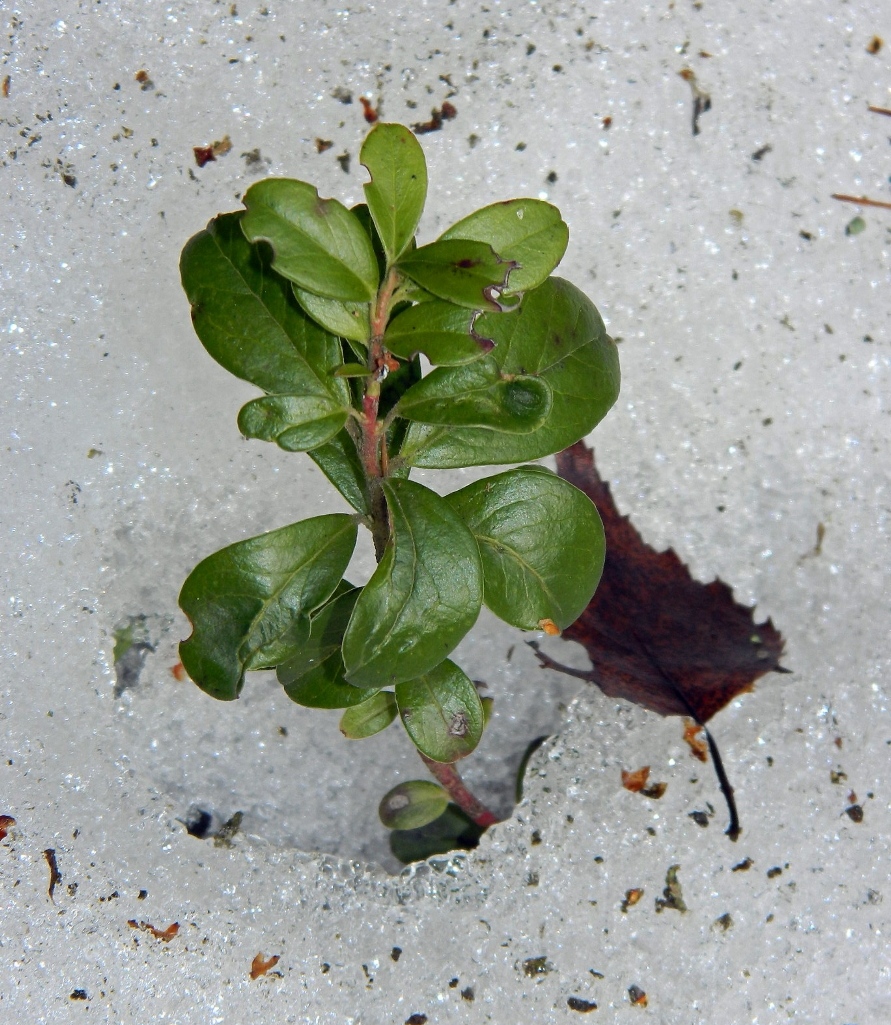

178,123,620,858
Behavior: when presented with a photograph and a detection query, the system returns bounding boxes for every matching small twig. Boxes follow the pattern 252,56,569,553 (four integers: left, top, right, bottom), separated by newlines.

419,753,499,827
831,193,891,211
867,105,891,117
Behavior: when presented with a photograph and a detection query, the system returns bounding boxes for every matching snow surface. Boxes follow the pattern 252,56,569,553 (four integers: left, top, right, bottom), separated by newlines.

2,1,889,1021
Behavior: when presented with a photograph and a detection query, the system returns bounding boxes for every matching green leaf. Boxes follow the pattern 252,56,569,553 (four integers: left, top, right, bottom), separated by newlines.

342,479,483,688
395,659,485,763
394,356,552,433
440,199,568,293
446,466,606,630
307,430,369,515
237,395,348,452
179,515,358,700
389,804,485,864
276,586,373,708
378,780,449,830
339,691,398,739
292,285,371,343
333,363,373,378
241,178,378,302
360,123,428,264
396,239,515,311
384,300,494,366
180,212,348,398
399,278,620,467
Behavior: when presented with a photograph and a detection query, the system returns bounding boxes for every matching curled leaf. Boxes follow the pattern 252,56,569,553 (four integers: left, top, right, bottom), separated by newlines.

237,395,348,452
179,515,358,700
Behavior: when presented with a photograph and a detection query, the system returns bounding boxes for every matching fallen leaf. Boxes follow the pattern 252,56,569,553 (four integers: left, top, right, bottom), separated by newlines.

541,441,787,721
128,920,180,941
621,887,644,912
628,984,648,1007
621,767,650,792
44,848,62,902
534,442,788,838
683,720,709,761
250,952,281,979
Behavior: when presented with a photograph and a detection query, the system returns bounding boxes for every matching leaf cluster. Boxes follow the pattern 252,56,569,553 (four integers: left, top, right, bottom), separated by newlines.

177,123,619,844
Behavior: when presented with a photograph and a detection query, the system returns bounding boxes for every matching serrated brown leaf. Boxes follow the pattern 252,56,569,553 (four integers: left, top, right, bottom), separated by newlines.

546,441,787,724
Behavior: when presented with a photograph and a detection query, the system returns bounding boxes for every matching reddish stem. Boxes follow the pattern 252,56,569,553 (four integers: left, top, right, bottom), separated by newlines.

419,753,500,828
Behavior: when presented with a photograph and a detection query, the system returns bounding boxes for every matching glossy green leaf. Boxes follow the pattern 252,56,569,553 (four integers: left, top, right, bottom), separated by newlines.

361,123,428,264
378,780,449,830
179,515,358,700
446,466,605,630
389,804,484,864
241,178,378,302
342,479,483,688
440,199,568,293
333,363,373,378
399,278,620,467
395,659,485,762
237,395,348,452
307,430,368,514
292,285,371,343
383,300,494,366
180,212,348,398
394,356,552,433
396,239,515,311
277,586,373,708
339,691,398,739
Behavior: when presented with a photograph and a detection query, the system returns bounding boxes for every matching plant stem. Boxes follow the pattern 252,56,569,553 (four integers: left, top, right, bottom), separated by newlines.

361,269,401,560
419,753,500,828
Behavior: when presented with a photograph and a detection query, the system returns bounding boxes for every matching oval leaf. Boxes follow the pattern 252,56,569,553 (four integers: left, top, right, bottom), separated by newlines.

179,515,358,700
396,239,515,310
237,395,348,452
378,780,449,830
395,659,484,763
180,212,348,399
241,179,378,302
339,691,398,739
277,587,372,708
384,300,494,366
342,479,483,688
399,278,620,467
394,356,551,433
446,466,606,630
307,431,369,515
292,285,371,343
361,123,428,264
440,198,568,293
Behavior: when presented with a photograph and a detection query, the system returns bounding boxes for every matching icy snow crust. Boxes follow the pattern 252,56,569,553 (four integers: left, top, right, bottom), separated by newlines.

2,1,889,1021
